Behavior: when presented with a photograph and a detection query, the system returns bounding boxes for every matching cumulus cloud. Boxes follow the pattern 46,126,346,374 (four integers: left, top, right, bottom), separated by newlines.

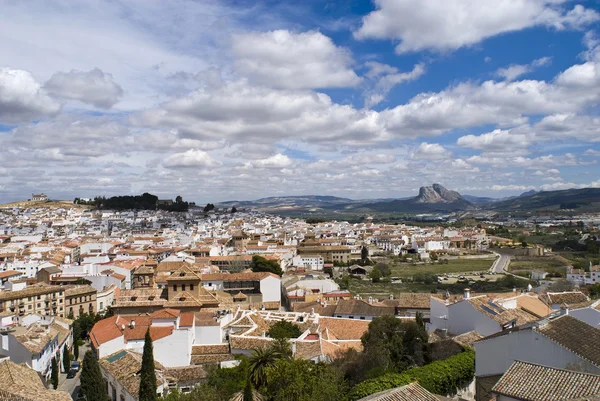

457,128,534,154
354,0,599,53
163,149,221,168
364,62,425,107
232,30,361,89
412,142,450,160
495,57,551,81
245,154,293,169
0,67,60,123
44,68,124,108
132,80,386,145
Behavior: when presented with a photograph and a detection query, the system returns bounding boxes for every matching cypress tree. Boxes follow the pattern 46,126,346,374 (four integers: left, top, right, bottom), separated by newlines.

63,348,71,373
51,356,59,389
74,340,79,360
81,350,108,401
139,328,157,401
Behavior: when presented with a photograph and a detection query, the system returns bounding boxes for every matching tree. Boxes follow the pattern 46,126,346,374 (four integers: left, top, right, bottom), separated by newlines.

51,356,59,389
80,350,108,401
231,206,238,213
248,347,281,389
374,262,391,277
175,195,183,204
370,268,382,283
74,340,79,360
264,359,347,401
204,203,215,213
250,255,283,276
361,246,369,263
139,329,158,401
361,316,429,372
267,321,301,340
63,348,71,372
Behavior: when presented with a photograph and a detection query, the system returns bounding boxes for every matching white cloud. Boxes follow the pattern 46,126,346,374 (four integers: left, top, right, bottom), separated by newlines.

44,68,123,108
232,30,361,89
584,149,600,156
490,184,535,191
163,149,221,168
354,0,599,53
132,80,387,146
412,142,450,160
495,57,551,81
364,62,425,107
245,154,293,169
457,128,533,154
0,68,60,123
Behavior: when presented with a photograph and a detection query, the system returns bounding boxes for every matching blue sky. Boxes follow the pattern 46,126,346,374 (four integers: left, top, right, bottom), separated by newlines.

0,0,600,203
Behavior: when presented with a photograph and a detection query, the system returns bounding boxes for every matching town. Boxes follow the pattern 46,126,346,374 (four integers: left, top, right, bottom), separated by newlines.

1,200,600,401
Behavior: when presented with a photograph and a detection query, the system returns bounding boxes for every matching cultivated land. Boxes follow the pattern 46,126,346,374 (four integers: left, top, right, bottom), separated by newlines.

390,258,496,277
508,256,568,276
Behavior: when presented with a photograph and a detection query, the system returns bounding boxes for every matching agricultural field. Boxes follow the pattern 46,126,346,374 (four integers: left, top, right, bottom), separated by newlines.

389,258,495,278
508,256,568,276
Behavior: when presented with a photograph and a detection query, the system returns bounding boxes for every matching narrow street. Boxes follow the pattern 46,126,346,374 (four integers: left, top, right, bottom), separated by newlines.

58,342,90,400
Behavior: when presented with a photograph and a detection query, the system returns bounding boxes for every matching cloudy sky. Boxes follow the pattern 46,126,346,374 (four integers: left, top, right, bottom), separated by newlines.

1,0,600,203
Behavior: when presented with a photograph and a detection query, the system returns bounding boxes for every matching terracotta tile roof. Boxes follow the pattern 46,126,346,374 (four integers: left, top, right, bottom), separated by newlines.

100,350,167,399
0,283,64,302
192,344,230,355
194,312,220,326
451,331,483,348
384,293,442,310
12,323,60,354
317,317,370,340
0,360,72,401
493,361,600,401
515,295,553,318
201,272,279,281
150,309,180,319
333,299,395,317
65,284,96,297
537,315,600,367
356,382,440,401
0,270,22,279
546,291,590,308
179,311,195,327
164,365,208,383
468,296,539,327
229,335,272,350
294,340,322,360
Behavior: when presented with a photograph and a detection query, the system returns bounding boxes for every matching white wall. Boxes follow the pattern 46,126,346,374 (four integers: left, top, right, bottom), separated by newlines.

154,328,192,367
474,329,600,377
446,301,500,336
194,326,222,344
98,335,125,359
260,276,281,303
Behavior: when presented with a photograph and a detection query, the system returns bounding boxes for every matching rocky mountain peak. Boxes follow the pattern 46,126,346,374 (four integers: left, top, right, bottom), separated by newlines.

415,183,469,204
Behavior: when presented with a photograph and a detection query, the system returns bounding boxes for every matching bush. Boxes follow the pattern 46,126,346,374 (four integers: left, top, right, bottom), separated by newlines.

348,350,475,400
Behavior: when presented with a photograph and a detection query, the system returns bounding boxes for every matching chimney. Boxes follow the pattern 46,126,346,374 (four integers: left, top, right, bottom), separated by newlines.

130,320,135,329
389,294,394,300
464,288,471,300
512,287,517,293
310,308,314,316
445,298,450,306
368,296,373,304
563,307,569,316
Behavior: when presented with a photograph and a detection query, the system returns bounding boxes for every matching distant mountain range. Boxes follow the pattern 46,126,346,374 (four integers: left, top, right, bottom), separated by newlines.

218,185,600,215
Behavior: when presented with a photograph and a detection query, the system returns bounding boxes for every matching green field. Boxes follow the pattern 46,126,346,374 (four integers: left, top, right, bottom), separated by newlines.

508,257,568,275
390,258,495,278
343,279,438,299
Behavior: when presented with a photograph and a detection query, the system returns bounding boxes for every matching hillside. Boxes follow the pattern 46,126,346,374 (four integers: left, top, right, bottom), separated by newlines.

489,188,600,212
359,184,474,213
0,200,92,210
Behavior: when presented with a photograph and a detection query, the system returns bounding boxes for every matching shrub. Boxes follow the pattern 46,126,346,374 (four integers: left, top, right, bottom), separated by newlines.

348,350,475,400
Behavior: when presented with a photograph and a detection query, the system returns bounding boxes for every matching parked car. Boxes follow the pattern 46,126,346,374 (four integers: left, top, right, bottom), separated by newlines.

71,361,81,372
67,368,77,379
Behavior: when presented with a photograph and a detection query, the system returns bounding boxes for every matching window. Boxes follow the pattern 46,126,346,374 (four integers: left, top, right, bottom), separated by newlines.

360,317,365,320
28,297,31,301
28,305,32,310
349,316,354,319
190,284,194,291
37,303,41,308
182,284,186,291
173,285,177,292
37,296,41,300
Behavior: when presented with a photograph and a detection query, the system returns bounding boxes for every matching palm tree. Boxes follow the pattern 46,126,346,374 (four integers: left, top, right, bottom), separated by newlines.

248,347,281,389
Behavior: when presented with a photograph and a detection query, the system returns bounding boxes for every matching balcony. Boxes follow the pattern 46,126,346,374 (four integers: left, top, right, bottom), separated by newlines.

18,301,24,306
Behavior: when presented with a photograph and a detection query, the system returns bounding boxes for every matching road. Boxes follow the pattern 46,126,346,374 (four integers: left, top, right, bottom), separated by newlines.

490,252,511,273
59,342,90,399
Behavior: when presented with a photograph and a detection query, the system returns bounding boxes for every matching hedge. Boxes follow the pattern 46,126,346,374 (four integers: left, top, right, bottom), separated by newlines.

348,350,475,400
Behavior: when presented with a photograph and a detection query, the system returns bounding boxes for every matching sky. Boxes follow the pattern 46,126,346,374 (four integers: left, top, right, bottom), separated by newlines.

1,0,600,204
